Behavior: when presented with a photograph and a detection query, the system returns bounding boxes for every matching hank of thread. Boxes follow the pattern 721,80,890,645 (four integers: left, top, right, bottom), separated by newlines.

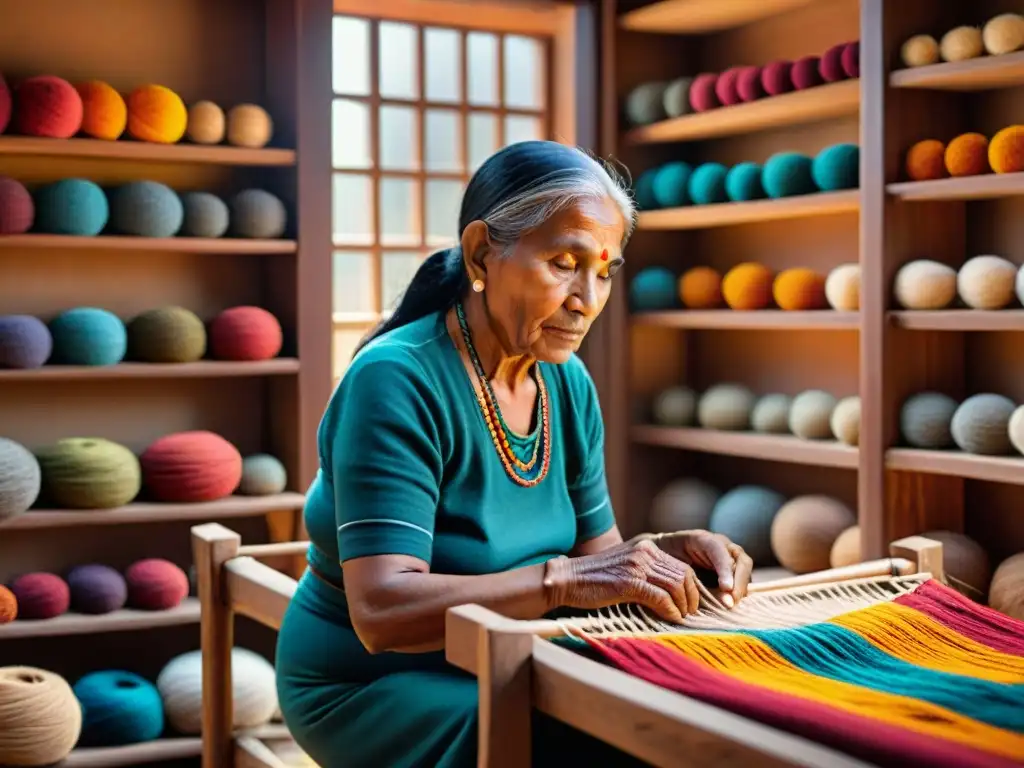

0,666,82,766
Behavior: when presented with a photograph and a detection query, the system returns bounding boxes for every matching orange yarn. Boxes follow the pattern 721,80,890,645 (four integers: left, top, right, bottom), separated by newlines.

773,268,827,310
722,263,774,310
127,84,187,144
0,586,16,624
988,125,1024,174
944,133,991,177
75,80,126,140
679,267,723,309
905,139,947,181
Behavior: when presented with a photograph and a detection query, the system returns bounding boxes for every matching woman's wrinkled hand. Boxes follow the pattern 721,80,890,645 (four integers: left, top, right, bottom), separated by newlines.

642,530,754,607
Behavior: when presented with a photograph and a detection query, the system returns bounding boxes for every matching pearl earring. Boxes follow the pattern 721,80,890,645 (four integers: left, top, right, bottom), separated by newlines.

472,279,485,293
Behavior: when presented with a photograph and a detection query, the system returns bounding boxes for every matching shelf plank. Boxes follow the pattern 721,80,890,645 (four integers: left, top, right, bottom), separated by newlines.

631,425,859,468
887,173,1024,202
886,449,1024,486
889,310,1024,332
0,359,300,381
619,0,816,34
0,493,307,530
0,598,200,640
637,190,858,231
0,234,297,254
890,50,1024,91
0,135,296,166
625,81,859,145
632,310,859,330
59,738,203,767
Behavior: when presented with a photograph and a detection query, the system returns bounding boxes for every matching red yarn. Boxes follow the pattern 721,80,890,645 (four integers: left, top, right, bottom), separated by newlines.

714,67,743,106
124,558,189,610
841,41,860,78
819,44,848,83
0,585,17,624
8,572,70,620
13,75,83,139
0,176,34,235
0,73,11,134
761,61,793,96
791,56,824,90
208,306,283,361
688,73,719,112
140,430,243,503
735,66,764,102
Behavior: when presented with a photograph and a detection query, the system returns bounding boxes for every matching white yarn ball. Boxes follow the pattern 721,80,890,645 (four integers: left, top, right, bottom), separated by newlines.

1016,264,1024,307
156,647,278,735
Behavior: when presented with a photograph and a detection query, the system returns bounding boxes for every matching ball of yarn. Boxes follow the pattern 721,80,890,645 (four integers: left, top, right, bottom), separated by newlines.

630,267,676,310
0,586,15,624
49,307,127,366
0,667,81,766
789,389,837,440
679,266,723,309
124,559,189,611
697,384,755,431
771,495,856,574
227,104,274,148
709,485,786,566
35,437,141,509
0,177,34,235
958,254,1017,309
650,478,720,533
239,454,288,496
901,34,940,67
32,178,109,236
812,143,859,191
761,61,793,95
662,77,693,118
983,13,1024,55
157,647,278,734
229,189,287,239
688,73,719,112
830,525,861,567
633,170,659,211
209,306,284,361
74,670,164,747
179,191,229,238
988,125,1024,174
921,530,991,599
722,262,773,310
0,74,9,133
0,315,52,369
941,26,985,62
75,81,126,141
773,268,827,310
989,553,1024,621
819,44,848,82
688,163,728,205
750,393,791,433
12,76,83,139
824,263,860,310
624,82,668,126
1018,264,1024,307
8,573,70,620
1009,405,1024,455
735,66,764,102
841,41,860,78
140,430,242,503
127,306,207,363
109,181,184,238
127,84,187,144
893,260,957,309
830,396,860,446
651,162,693,208
950,393,1015,455
724,162,765,202
714,68,743,106
652,386,696,426
900,392,958,449
0,437,41,521
791,56,823,89
66,565,127,615
945,133,990,177
186,100,226,144
905,139,947,181
762,153,815,198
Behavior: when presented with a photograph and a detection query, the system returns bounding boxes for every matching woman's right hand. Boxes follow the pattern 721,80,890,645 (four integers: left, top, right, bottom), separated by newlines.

542,539,700,623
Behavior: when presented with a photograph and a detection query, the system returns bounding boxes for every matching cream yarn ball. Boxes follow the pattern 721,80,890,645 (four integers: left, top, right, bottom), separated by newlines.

1009,405,1024,456
789,390,837,440
830,396,860,446
1016,264,1024,307
957,255,1017,309
156,648,278,735
824,264,860,311
983,13,1024,56
901,34,940,67
893,260,957,310
940,26,985,62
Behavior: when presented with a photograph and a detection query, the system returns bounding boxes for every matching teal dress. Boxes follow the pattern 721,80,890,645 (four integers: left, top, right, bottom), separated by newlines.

275,311,648,768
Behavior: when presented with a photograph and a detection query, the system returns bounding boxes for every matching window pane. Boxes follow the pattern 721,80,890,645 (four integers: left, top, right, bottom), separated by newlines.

333,173,374,246
332,251,375,314
425,180,463,248
333,328,369,381
425,109,462,173
382,251,425,311
425,28,462,103
467,32,499,106
468,112,498,171
332,99,371,169
379,22,418,100
380,105,419,171
503,35,545,110
333,17,370,96
380,178,420,247
504,115,544,146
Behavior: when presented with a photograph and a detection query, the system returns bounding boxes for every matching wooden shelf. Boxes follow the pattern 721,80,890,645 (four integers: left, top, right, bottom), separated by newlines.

0,360,300,381
0,493,307,531
890,50,1024,91
0,135,296,166
632,310,859,330
624,81,859,145
631,425,859,468
887,173,1024,202
59,738,203,768
0,598,200,640
619,0,816,34
889,310,1024,332
0,234,297,254
886,449,1024,486
637,190,858,231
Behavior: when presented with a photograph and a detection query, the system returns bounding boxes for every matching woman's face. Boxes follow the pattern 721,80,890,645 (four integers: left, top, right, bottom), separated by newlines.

464,195,627,364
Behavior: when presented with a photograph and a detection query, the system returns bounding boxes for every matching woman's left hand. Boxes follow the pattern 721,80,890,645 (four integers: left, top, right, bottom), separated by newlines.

637,531,753,607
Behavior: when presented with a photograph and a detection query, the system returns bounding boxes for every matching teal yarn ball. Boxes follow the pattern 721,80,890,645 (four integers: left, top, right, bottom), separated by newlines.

651,162,693,208
725,162,766,202
688,163,729,205
812,143,860,191
762,153,816,199
633,169,659,211
709,485,786,566
73,670,164,747
629,267,677,311
32,179,109,236
109,181,184,238
49,308,127,366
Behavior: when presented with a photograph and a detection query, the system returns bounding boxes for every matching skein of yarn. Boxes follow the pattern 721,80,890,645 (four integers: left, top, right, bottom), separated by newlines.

0,667,82,766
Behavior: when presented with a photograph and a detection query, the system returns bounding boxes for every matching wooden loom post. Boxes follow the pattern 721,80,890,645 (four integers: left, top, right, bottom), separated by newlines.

889,535,945,582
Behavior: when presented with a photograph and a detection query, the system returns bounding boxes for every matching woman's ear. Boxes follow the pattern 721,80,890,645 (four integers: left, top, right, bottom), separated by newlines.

460,220,491,284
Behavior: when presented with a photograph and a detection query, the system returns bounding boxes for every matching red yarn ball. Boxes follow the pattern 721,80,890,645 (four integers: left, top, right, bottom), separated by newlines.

714,67,743,106
12,75,83,139
0,176,33,235
761,61,793,96
0,73,11,134
124,558,189,610
841,41,860,78
0,585,17,624
140,430,243,503
819,44,848,83
735,66,764,102
791,56,824,90
689,73,720,112
8,572,70,620
208,306,284,362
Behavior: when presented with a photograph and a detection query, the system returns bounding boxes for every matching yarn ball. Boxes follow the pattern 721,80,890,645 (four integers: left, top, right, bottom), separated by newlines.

819,44,847,82
988,125,1024,174
630,267,677,311
735,66,764,102
127,84,187,144
140,430,243,503
633,170,659,211
209,306,284,361
709,485,786,566
0,587,15,624
127,306,207,363
750,394,792,434
841,41,860,78
789,389,837,440
679,266,723,309
812,143,859,191
721,262,774,310
772,268,827,310
824,263,860,310
791,56,824,89
12,76,83,139
0,667,82,766
945,133,990,177
35,438,141,509
989,553,1024,621
762,152,815,198
940,26,985,62
830,395,860,446
179,191,229,238
696,384,755,431
905,139,947,181
73,670,164,747
124,559,189,611
66,565,127,615
157,647,278,734
688,73,719,112
0,177,34,235
651,386,696,426
957,254,1017,309
8,573,70,620
1010,405,1024,455
1019,264,1024,307
900,392,958,449
227,104,274,148
651,162,693,208
714,68,743,106
893,260,957,310
0,73,9,133
771,495,856,574
186,100,226,144
624,82,669,126
49,307,127,366
0,438,40,522
650,478,720,533
108,181,184,238
229,189,287,239
724,162,765,202
983,14,1024,55
0,315,52,369
919,530,991,600
662,77,694,118
688,163,728,205
75,81,126,141
901,35,940,67
761,61,793,95
239,454,288,496
830,525,861,568
950,393,1016,455
32,178,109,236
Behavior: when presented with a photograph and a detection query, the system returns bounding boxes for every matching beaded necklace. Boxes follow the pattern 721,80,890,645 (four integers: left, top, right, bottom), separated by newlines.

455,303,551,487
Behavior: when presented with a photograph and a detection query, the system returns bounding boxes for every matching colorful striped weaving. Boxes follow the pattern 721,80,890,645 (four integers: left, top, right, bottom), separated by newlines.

579,580,1024,768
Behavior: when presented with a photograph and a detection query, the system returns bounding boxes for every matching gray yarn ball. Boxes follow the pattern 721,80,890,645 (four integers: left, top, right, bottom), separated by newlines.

0,437,42,521
709,485,786,567
0,315,53,369
663,77,694,118
652,386,696,426
238,454,288,496
751,394,792,434
109,181,184,238
180,192,229,238
625,82,670,126
900,392,958,449
950,393,1016,455
229,189,287,239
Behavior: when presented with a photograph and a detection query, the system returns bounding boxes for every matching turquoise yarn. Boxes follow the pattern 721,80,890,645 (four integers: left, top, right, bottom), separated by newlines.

633,170,660,211
629,267,677,311
761,153,816,199
33,179,109,236
725,162,766,202
812,143,860,191
49,307,127,366
688,163,729,205
708,485,785,565
73,670,165,747
651,162,693,208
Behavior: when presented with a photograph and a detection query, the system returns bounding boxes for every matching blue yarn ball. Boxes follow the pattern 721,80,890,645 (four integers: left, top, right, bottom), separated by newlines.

49,308,127,366
74,670,164,747
762,153,816,199
629,267,677,311
633,170,660,211
109,181,184,238
651,162,693,208
709,485,786,566
725,162,766,202
688,163,729,205
812,143,860,191
33,179,109,236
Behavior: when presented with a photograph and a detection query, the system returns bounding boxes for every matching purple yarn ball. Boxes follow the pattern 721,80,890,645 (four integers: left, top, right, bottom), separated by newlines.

0,315,52,369
66,564,128,614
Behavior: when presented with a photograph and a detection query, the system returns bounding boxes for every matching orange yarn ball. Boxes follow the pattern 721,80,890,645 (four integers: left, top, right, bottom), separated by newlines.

0,585,16,624
678,266,723,309
773,268,827,311
721,263,774,310
945,133,990,177
905,139,947,181
127,84,187,144
75,80,126,140
988,125,1024,174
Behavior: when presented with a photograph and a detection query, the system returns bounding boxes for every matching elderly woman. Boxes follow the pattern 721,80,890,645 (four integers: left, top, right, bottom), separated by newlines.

276,140,753,767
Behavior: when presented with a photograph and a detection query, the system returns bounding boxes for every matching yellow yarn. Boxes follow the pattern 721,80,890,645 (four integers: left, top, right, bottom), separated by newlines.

0,667,82,766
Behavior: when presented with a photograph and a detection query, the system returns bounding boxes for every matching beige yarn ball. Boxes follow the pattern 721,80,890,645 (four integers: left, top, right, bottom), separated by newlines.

0,667,82,766
830,396,860,446
951,393,1016,455
1009,405,1024,455
789,390,837,440
649,478,720,533
652,386,696,427
923,530,992,599
901,34,940,67
771,495,856,574
750,394,792,434
226,104,274,149
940,26,985,62
893,260,957,310
1017,264,1024,306
957,255,1017,309
989,552,1024,620
983,13,1024,55
824,263,860,311
696,384,755,431
186,101,226,145
830,525,861,568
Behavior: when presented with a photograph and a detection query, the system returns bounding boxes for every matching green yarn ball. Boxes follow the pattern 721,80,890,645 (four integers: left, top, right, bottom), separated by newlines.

812,143,860,191
651,162,693,208
35,437,142,509
127,307,207,363
630,267,677,311
725,162,766,202
49,308,127,366
688,163,729,205
633,170,660,211
762,153,816,199
33,179,109,236
239,454,288,496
